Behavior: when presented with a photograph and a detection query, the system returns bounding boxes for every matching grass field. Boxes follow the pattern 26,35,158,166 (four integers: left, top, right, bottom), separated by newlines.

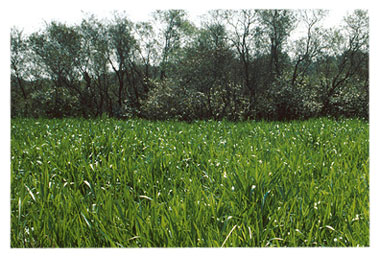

10,118,369,247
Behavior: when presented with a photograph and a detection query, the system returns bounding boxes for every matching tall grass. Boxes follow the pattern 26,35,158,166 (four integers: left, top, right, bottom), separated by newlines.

11,118,369,247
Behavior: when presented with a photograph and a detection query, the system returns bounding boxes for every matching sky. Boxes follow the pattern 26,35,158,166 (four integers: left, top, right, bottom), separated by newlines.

6,3,353,51
8,3,351,35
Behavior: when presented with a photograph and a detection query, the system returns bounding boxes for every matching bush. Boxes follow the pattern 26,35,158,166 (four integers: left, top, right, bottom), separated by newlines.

141,79,207,121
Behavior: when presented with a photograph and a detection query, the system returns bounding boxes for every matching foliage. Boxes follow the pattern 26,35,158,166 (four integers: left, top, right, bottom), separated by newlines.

10,9,369,121
141,78,206,121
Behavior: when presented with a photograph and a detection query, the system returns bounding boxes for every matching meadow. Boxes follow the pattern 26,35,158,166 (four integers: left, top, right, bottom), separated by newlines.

10,118,369,247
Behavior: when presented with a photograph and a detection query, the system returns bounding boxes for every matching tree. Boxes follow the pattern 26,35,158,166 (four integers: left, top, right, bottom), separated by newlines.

266,10,328,120
258,10,296,79
174,11,243,120
224,10,259,118
153,10,195,80
133,21,158,81
79,14,113,117
106,12,137,115
29,22,83,117
317,10,369,117
10,9,369,121
290,10,328,86
11,28,30,116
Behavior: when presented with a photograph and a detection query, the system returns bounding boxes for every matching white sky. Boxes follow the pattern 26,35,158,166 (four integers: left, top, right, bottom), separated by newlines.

8,3,350,35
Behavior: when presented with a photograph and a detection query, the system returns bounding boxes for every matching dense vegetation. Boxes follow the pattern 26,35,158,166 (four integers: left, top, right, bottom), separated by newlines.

11,118,369,247
10,8,370,248
11,9,368,121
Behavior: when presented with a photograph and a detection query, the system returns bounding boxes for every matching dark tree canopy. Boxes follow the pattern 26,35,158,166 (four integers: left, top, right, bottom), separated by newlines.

11,9,369,120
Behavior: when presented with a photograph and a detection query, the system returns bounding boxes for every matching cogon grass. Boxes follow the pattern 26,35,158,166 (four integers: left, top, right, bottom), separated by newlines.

10,117,369,247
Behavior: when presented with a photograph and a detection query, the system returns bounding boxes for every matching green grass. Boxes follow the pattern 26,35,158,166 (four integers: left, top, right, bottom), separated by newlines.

10,118,369,247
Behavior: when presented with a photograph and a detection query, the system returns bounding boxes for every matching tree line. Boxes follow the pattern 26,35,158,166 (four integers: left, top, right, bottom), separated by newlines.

11,9,369,121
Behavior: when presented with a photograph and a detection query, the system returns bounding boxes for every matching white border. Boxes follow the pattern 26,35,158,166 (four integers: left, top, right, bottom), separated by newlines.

1,1,379,256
